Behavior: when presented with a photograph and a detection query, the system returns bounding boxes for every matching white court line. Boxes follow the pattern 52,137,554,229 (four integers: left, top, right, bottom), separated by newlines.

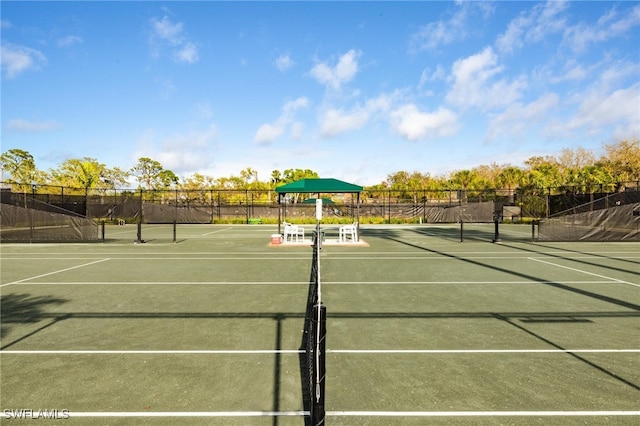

201,227,233,236
64,411,306,417
1,350,303,355
528,257,640,287
0,259,110,288
328,411,640,417
32,410,640,418
51,256,309,260
329,349,640,354
1,251,637,256
0,281,306,285
2,257,310,261
0,255,310,260
1,280,620,286
3,349,637,355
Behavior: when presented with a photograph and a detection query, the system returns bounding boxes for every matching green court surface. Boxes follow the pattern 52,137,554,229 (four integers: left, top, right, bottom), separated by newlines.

1,224,638,425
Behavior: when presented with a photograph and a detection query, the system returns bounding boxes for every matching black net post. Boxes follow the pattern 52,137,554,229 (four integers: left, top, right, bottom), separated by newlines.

101,221,105,241
173,220,177,243
459,198,464,242
135,219,143,244
311,303,326,426
492,212,501,243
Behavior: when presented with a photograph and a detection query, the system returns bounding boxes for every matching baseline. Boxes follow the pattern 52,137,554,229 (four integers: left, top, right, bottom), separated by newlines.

3,348,637,355
328,411,640,417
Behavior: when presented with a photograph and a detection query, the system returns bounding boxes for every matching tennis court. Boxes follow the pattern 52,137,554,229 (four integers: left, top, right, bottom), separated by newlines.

1,224,638,425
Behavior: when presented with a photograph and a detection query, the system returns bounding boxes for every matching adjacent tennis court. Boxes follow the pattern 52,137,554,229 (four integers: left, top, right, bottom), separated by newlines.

1,224,638,425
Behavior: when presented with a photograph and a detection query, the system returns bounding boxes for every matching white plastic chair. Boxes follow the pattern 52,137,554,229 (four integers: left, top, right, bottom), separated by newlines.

339,222,358,243
283,221,305,243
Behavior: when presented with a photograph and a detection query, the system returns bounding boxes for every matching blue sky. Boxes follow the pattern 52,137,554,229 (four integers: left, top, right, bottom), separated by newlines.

2,1,639,186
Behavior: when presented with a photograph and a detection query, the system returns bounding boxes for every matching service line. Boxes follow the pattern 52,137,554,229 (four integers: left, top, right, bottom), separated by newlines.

0,258,111,288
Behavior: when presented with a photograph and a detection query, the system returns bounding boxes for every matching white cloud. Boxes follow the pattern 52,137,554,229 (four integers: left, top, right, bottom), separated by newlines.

495,14,530,53
566,83,640,138
318,94,393,138
527,0,568,42
309,49,360,90
135,124,219,174
409,2,494,52
496,0,568,53
173,42,199,63
57,35,83,48
282,97,309,115
418,65,446,93
5,118,62,132
319,108,369,137
596,61,640,94
390,104,458,142
365,94,394,114
151,16,183,44
0,43,46,78
486,93,559,141
446,47,526,110
290,122,304,140
564,4,640,52
409,5,469,51
275,53,294,72
254,123,284,145
556,60,588,82
253,97,309,144
149,15,199,64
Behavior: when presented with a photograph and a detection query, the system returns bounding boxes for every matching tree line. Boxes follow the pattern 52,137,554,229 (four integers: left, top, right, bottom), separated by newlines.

1,139,638,200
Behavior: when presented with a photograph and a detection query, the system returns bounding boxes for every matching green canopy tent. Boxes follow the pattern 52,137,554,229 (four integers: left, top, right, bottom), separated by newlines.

275,178,363,234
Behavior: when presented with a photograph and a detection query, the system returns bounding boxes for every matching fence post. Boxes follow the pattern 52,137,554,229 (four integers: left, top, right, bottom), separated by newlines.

210,189,214,223
387,190,391,224
245,190,250,224
29,184,36,243
546,187,550,218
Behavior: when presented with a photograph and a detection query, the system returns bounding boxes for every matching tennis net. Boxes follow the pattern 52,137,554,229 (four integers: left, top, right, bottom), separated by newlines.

301,224,326,425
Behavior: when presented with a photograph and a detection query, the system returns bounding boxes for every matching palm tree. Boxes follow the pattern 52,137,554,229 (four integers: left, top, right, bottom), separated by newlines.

496,166,524,203
450,169,477,201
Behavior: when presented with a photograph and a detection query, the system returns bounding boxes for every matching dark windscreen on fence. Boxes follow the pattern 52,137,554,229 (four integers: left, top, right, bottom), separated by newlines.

4,183,640,232
537,191,640,241
1,192,99,242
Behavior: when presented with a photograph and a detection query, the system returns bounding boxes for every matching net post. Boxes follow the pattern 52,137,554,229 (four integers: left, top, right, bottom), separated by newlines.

173,220,177,243
492,212,501,243
135,219,143,244
101,220,105,242
311,303,326,426
459,198,464,242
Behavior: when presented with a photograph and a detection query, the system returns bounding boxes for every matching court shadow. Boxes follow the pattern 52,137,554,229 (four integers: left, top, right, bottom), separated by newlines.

355,227,640,391
0,293,69,349
522,240,640,273
360,224,531,243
